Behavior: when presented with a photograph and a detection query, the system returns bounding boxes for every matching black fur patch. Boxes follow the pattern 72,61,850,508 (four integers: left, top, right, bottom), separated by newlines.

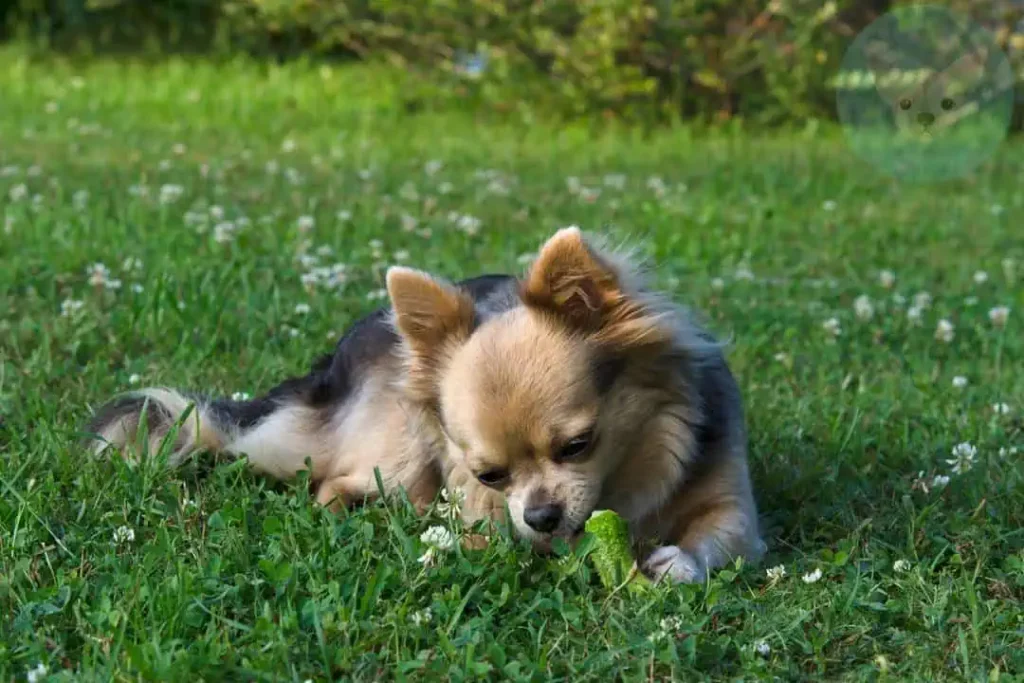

592,354,627,395
220,274,519,429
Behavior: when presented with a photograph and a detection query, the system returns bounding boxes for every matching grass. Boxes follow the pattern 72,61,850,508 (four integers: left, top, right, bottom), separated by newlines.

1,47,1022,681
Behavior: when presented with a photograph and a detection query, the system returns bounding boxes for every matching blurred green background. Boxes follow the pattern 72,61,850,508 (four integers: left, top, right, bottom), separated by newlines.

2,0,1022,129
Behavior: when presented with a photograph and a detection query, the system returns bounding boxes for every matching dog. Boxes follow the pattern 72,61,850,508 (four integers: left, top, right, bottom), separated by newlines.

866,41,994,139
87,227,765,583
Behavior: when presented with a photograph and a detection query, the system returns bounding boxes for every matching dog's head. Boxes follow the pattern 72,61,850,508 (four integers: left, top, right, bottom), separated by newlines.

386,227,681,548
866,42,989,137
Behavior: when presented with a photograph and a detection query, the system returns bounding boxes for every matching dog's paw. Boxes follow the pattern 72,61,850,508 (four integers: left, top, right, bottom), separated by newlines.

642,545,707,584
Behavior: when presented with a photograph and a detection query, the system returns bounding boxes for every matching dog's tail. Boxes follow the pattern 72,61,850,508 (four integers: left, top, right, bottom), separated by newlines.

85,387,258,466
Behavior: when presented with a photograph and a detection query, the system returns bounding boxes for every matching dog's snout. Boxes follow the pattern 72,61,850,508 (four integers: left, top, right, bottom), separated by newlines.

524,503,563,533
916,111,935,126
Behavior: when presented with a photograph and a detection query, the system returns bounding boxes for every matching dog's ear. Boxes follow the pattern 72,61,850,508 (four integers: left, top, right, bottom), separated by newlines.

521,227,671,351
387,266,475,400
935,46,988,94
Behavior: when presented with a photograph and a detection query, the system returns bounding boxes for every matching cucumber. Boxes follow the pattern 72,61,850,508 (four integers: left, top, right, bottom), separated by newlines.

584,510,652,594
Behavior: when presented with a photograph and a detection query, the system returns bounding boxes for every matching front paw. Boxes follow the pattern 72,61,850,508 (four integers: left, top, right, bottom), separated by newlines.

642,545,707,584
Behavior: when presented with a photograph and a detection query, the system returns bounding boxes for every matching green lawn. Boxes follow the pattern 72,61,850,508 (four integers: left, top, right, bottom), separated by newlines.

1,48,1022,682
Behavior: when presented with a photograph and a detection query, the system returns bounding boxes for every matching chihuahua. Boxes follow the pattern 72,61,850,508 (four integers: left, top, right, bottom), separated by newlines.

87,227,765,583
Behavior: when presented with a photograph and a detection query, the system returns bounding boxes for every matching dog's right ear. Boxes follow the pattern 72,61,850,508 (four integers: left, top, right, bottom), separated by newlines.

521,226,672,352
387,266,476,401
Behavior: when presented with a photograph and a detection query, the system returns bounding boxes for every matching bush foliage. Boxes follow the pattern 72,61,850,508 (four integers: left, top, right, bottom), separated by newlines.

2,0,1022,126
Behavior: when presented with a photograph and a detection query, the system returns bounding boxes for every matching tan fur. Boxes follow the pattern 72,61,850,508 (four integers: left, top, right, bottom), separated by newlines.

90,226,764,583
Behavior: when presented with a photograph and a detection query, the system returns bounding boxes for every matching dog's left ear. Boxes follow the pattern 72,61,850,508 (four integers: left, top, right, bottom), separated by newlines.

521,227,671,350
387,266,475,400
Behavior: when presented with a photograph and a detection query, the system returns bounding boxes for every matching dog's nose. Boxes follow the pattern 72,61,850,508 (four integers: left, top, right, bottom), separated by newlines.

917,112,935,126
524,503,563,533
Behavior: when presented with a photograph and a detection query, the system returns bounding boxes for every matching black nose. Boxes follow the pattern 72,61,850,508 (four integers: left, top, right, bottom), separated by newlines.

917,112,935,126
523,503,563,533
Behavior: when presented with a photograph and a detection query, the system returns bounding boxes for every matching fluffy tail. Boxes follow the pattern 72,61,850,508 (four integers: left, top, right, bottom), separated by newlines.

86,388,244,466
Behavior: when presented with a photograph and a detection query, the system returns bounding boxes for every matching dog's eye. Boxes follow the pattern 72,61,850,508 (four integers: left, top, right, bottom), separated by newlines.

556,431,594,462
940,97,956,111
899,98,912,110
476,468,509,487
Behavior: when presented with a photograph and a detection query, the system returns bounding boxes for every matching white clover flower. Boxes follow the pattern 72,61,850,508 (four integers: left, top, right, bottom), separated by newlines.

931,474,950,488
946,442,977,475
294,303,311,315
128,374,141,385
9,183,28,202
973,270,989,284
438,181,454,195
122,257,143,272
27,663,47,683
646,175,666,196
754,640,771,656
418,525,456,567
421,525,455,551
73,189,90,209
822,199,837,212
878,270,896,289
410,608,433,626
603,174,626,190
435,486,465,522
60,299,84,317
992,403,1011,416
907,305,923,325
400,214,418,232
893,559,911,573
988,306,1010,327
424,160,443,176
209,205,225,220
113,525,135,544
579,187,600,203
159,184,184,205
934,319,954,343
891,293,906,307
87,263,110,287
296,215,315,232
952,376,968,389
766,564,786,582
456,214,481,236
822,317,842,339
710,277,725,292
281,138,296,153
913,291,932,309
131,284,144,294
802,568,823,584
854,295,874,321
336,209,352,223
213,222,236,244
